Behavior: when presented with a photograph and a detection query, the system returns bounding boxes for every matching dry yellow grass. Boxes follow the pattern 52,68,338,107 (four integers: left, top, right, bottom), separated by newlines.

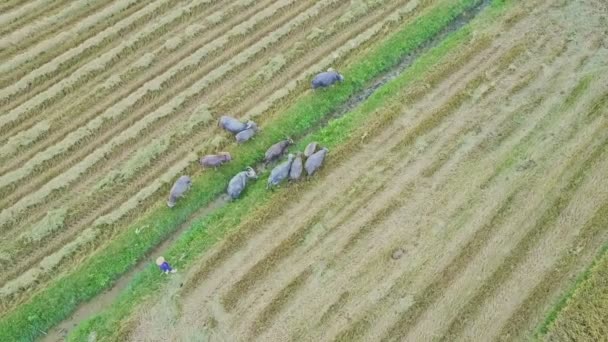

131,52,156,70
0,0,94,50
0,0,214,125
0,0,53,28
0,120,50,159
18,208,68,244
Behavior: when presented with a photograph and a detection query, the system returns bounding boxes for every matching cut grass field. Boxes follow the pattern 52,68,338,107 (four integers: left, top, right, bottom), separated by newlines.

2,0,607,341
120,0,607,340
0,0,490,340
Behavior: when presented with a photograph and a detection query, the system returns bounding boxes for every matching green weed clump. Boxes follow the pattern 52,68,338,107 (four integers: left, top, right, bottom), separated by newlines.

0,0,495,340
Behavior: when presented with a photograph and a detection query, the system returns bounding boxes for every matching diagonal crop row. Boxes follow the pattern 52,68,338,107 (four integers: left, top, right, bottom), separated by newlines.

437,108,608,342
537,223,608,341
215,0,399,112
0,0,305,190
224,0,425,118
378,66,604,342
379,76,596,341
72,0,498,338
0,0,113,58
89,0,405,190
146,2,533,334
0,120,50,161
0,0,72,35
0,0,153,95
76,0,422,213
0,0,265,167
0,0,215,115
0,0,49,27
3,0,254,117
122,1,606,340
2,0,486,304
216,50,517,313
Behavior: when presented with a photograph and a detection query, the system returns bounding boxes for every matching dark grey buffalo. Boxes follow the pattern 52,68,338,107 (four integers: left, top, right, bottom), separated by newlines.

218,115,253,134
199,152,231,169
264,138,293,164
311,68,344,89
227,167,257,199
304,141,318,158
235,122,258,143
267,154,295,189
167,175,192,208
304,147,328,176
289,152,303,181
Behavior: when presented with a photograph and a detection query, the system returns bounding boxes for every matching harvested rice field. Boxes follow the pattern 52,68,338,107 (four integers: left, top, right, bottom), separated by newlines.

0,0,607,341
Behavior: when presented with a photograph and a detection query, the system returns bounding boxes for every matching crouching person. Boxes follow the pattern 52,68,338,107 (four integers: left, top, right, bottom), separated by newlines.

156,256,177,274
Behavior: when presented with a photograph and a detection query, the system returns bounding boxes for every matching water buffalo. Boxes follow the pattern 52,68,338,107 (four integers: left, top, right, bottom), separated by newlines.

227,167,257,199
199,152,231,169
235,122,258,143
264,138,293,164
218,115,253,134
289,152,303,181
311,68,344,90
267,154,295,189
167,175,192,208
304,141,318,158
304,147,328,176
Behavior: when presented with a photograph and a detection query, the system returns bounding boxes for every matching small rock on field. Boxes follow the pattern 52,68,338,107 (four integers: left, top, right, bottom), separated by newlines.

391,248,405,260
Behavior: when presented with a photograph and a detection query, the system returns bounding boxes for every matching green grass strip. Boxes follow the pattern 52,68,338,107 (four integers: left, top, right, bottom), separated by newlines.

0,0,492,341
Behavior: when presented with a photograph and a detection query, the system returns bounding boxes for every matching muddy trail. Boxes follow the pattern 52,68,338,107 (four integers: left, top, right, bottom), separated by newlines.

123,0,608,341
37,1,494,341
